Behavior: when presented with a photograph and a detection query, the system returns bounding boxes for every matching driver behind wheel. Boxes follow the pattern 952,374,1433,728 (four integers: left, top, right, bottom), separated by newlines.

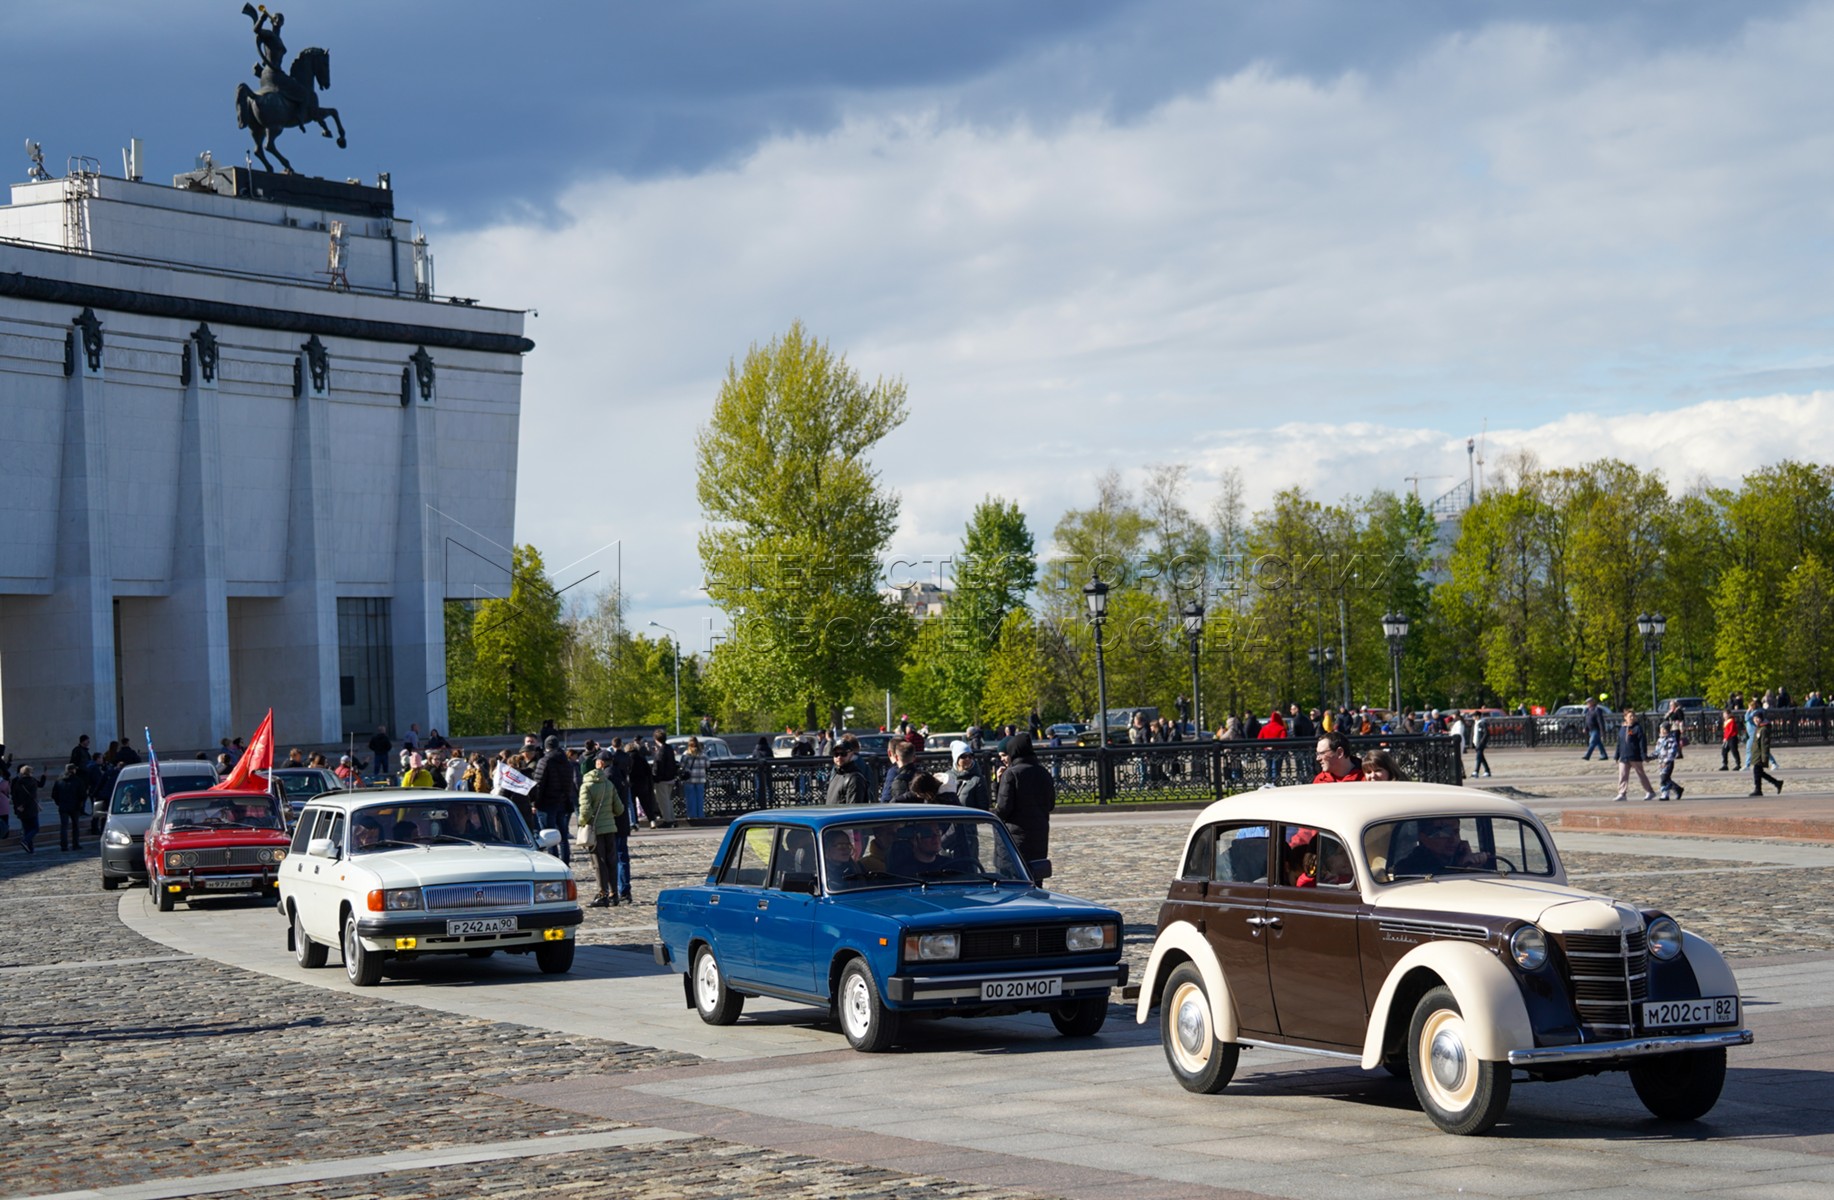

1393,819,1493,875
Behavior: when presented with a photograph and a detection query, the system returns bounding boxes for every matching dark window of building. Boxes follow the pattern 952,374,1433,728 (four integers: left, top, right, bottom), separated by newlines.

337,598,392,737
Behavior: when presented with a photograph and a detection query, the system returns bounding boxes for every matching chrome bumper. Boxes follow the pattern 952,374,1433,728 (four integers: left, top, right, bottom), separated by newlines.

1507,1028,1752,1066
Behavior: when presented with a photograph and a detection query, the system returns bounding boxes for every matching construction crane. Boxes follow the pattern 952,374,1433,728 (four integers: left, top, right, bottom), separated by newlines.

1404,472,1452,499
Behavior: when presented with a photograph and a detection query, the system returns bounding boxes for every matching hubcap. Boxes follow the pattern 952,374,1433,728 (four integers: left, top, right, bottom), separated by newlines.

343,922,357,975
696,954,718,1007
1177,996,1207,1054
1430,1028,1467,1090
843,975,870,1036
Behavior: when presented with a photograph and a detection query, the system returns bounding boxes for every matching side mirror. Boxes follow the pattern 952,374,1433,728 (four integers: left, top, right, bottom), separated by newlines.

779,871,818,895
536,828,562,850
1027,857,1053,883
307,837,336,859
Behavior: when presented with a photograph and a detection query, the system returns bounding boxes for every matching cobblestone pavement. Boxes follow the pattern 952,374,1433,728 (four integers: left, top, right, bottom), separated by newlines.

200,1141,1040,1200
6,815,1832,1199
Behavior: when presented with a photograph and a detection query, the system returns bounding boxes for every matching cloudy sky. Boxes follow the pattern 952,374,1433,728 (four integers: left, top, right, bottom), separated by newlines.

12,1,1834,648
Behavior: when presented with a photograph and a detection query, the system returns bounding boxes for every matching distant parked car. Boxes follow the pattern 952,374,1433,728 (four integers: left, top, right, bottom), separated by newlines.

1135,783,1751,1135
1657,697,1709,714
668,736,733,760
1536,704,1590,736
262,767,345,818
656,805,1128,1051
100,761,221,889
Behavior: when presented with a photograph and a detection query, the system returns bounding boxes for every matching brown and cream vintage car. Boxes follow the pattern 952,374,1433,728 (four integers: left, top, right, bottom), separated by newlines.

1134,783,1752,1134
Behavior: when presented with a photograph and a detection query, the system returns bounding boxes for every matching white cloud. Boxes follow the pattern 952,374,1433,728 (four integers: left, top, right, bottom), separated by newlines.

435,6,1834,648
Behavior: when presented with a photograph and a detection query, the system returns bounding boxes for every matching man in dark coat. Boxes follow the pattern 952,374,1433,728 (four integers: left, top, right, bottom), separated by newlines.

825,736,870,805
367,726,393,782
53,763,89,852
626,739,655,826
528,736,575,862
993,733,1054,863
648,728,679,829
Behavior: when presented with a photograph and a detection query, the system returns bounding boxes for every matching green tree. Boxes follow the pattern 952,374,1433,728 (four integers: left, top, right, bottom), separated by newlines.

980,610,1053,727
446,544,569,736
696,323,913,728
934,496,1037,722
1782,554,1834,696
1707,563,1776,702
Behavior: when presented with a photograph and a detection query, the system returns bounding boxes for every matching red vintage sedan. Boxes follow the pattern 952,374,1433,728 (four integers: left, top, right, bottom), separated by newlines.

145,789,291,912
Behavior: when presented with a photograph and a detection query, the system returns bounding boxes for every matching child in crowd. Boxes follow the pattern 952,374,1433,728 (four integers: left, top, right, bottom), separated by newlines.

1655,721,1685,802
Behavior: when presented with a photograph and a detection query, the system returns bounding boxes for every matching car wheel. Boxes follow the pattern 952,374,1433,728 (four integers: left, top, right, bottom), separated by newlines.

1050,998,1108,1038
466,948,496,959
1159,962,1238,1094
691,944,744,1025
102,874,118,891
836,959,900,1052
342,911,383,987
535,940,575,974
1408,985,1511,1135
154,880,176,913
293,907,327,969
1630,1048,1727,1121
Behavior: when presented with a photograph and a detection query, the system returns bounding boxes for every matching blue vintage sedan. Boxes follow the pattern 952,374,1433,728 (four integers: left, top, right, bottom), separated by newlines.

654,805,1128,1051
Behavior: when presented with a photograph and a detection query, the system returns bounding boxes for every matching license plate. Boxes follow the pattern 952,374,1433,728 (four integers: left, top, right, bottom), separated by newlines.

202,877,256,890
446,916,518,935
1642,996,1738,1028
981,977,1062,1001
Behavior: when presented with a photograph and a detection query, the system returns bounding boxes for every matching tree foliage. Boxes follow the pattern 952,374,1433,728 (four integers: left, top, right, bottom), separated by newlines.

696,323,913,728
444,544,568,736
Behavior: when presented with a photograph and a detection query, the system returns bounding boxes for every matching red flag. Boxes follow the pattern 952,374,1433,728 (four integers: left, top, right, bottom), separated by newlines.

214,709,274,792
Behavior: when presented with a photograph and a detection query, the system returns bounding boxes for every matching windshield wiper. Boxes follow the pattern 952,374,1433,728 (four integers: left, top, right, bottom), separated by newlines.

916,867,1002,883
354,839,420,852
840,869,923,886
166,823,208,832
429,833,484,848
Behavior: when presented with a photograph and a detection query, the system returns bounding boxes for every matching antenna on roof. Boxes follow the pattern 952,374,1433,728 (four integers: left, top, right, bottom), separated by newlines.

24,139,51,181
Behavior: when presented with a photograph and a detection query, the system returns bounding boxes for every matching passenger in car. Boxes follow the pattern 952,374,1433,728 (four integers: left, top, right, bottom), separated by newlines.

822,828,858,886
353,817,383,849
392,818,422,842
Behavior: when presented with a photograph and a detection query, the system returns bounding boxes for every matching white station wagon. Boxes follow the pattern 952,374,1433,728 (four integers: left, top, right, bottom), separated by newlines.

279,791,583,986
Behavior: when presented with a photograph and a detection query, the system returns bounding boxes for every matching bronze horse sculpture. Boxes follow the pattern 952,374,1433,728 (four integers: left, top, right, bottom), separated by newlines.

234,45,346,174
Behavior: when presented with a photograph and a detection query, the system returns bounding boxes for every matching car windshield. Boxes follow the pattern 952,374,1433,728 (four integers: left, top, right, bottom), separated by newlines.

274,773,330,798
820,816,1031,891
113,775,214,814
348,800,532,853
160,796,282,830
1366,815,1556,882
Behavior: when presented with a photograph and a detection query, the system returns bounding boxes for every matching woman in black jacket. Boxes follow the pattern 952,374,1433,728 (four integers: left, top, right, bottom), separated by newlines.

1612,709,1656,802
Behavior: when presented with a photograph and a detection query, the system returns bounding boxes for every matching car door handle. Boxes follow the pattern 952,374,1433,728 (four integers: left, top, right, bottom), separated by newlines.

709,895,720,905
1245,916,1282,929
756,898,769,910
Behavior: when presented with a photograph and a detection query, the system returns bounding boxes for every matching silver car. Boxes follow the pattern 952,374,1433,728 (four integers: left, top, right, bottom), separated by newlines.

100,761,220,889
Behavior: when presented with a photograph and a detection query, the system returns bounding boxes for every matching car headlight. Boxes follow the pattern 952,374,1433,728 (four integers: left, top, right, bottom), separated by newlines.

1066,923,1117,952
105,829,131,847
902,932,960,961
165,851,198,870
1509,925,1548,971
534,879,576,903
1646,916,1683,961
366,888,423,912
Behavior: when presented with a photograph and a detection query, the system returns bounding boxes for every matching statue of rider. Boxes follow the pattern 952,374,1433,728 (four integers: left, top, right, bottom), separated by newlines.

249,7,313,109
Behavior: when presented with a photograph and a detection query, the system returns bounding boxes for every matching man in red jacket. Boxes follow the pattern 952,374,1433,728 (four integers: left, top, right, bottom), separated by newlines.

1258,707,1287,784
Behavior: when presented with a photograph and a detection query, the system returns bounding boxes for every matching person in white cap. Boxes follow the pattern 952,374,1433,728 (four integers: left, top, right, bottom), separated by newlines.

942,740,987,811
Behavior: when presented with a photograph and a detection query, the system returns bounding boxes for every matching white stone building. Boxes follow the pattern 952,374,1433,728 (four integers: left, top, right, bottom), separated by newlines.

0,165,529,759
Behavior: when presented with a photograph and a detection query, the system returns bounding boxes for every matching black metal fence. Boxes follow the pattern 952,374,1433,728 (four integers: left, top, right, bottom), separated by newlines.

1475,707,1834,751
682,734,1463,820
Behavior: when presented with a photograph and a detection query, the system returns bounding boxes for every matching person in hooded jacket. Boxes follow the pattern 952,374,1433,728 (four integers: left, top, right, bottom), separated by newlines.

1257,707,1288,785
993,733,1054,864
577,749,624,906
944,741,988,811
528,736,575,861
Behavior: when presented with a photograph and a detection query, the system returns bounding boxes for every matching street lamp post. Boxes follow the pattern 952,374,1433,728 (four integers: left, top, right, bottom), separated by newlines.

1084,570,1111,804
1324,645,1336,713
1307,645,1324,711
1181,598,1205,737
1637,612,1666,713
1381,612,1410,716
649,621,682,736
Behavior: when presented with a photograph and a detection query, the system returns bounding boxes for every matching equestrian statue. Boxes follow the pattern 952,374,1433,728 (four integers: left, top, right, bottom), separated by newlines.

234,4,347,174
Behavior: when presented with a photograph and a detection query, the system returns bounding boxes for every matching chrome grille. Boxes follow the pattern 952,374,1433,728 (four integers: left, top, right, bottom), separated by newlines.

960,926,1071,962
1558,928,1648,1036
424,882,533,911
176,846,278,868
